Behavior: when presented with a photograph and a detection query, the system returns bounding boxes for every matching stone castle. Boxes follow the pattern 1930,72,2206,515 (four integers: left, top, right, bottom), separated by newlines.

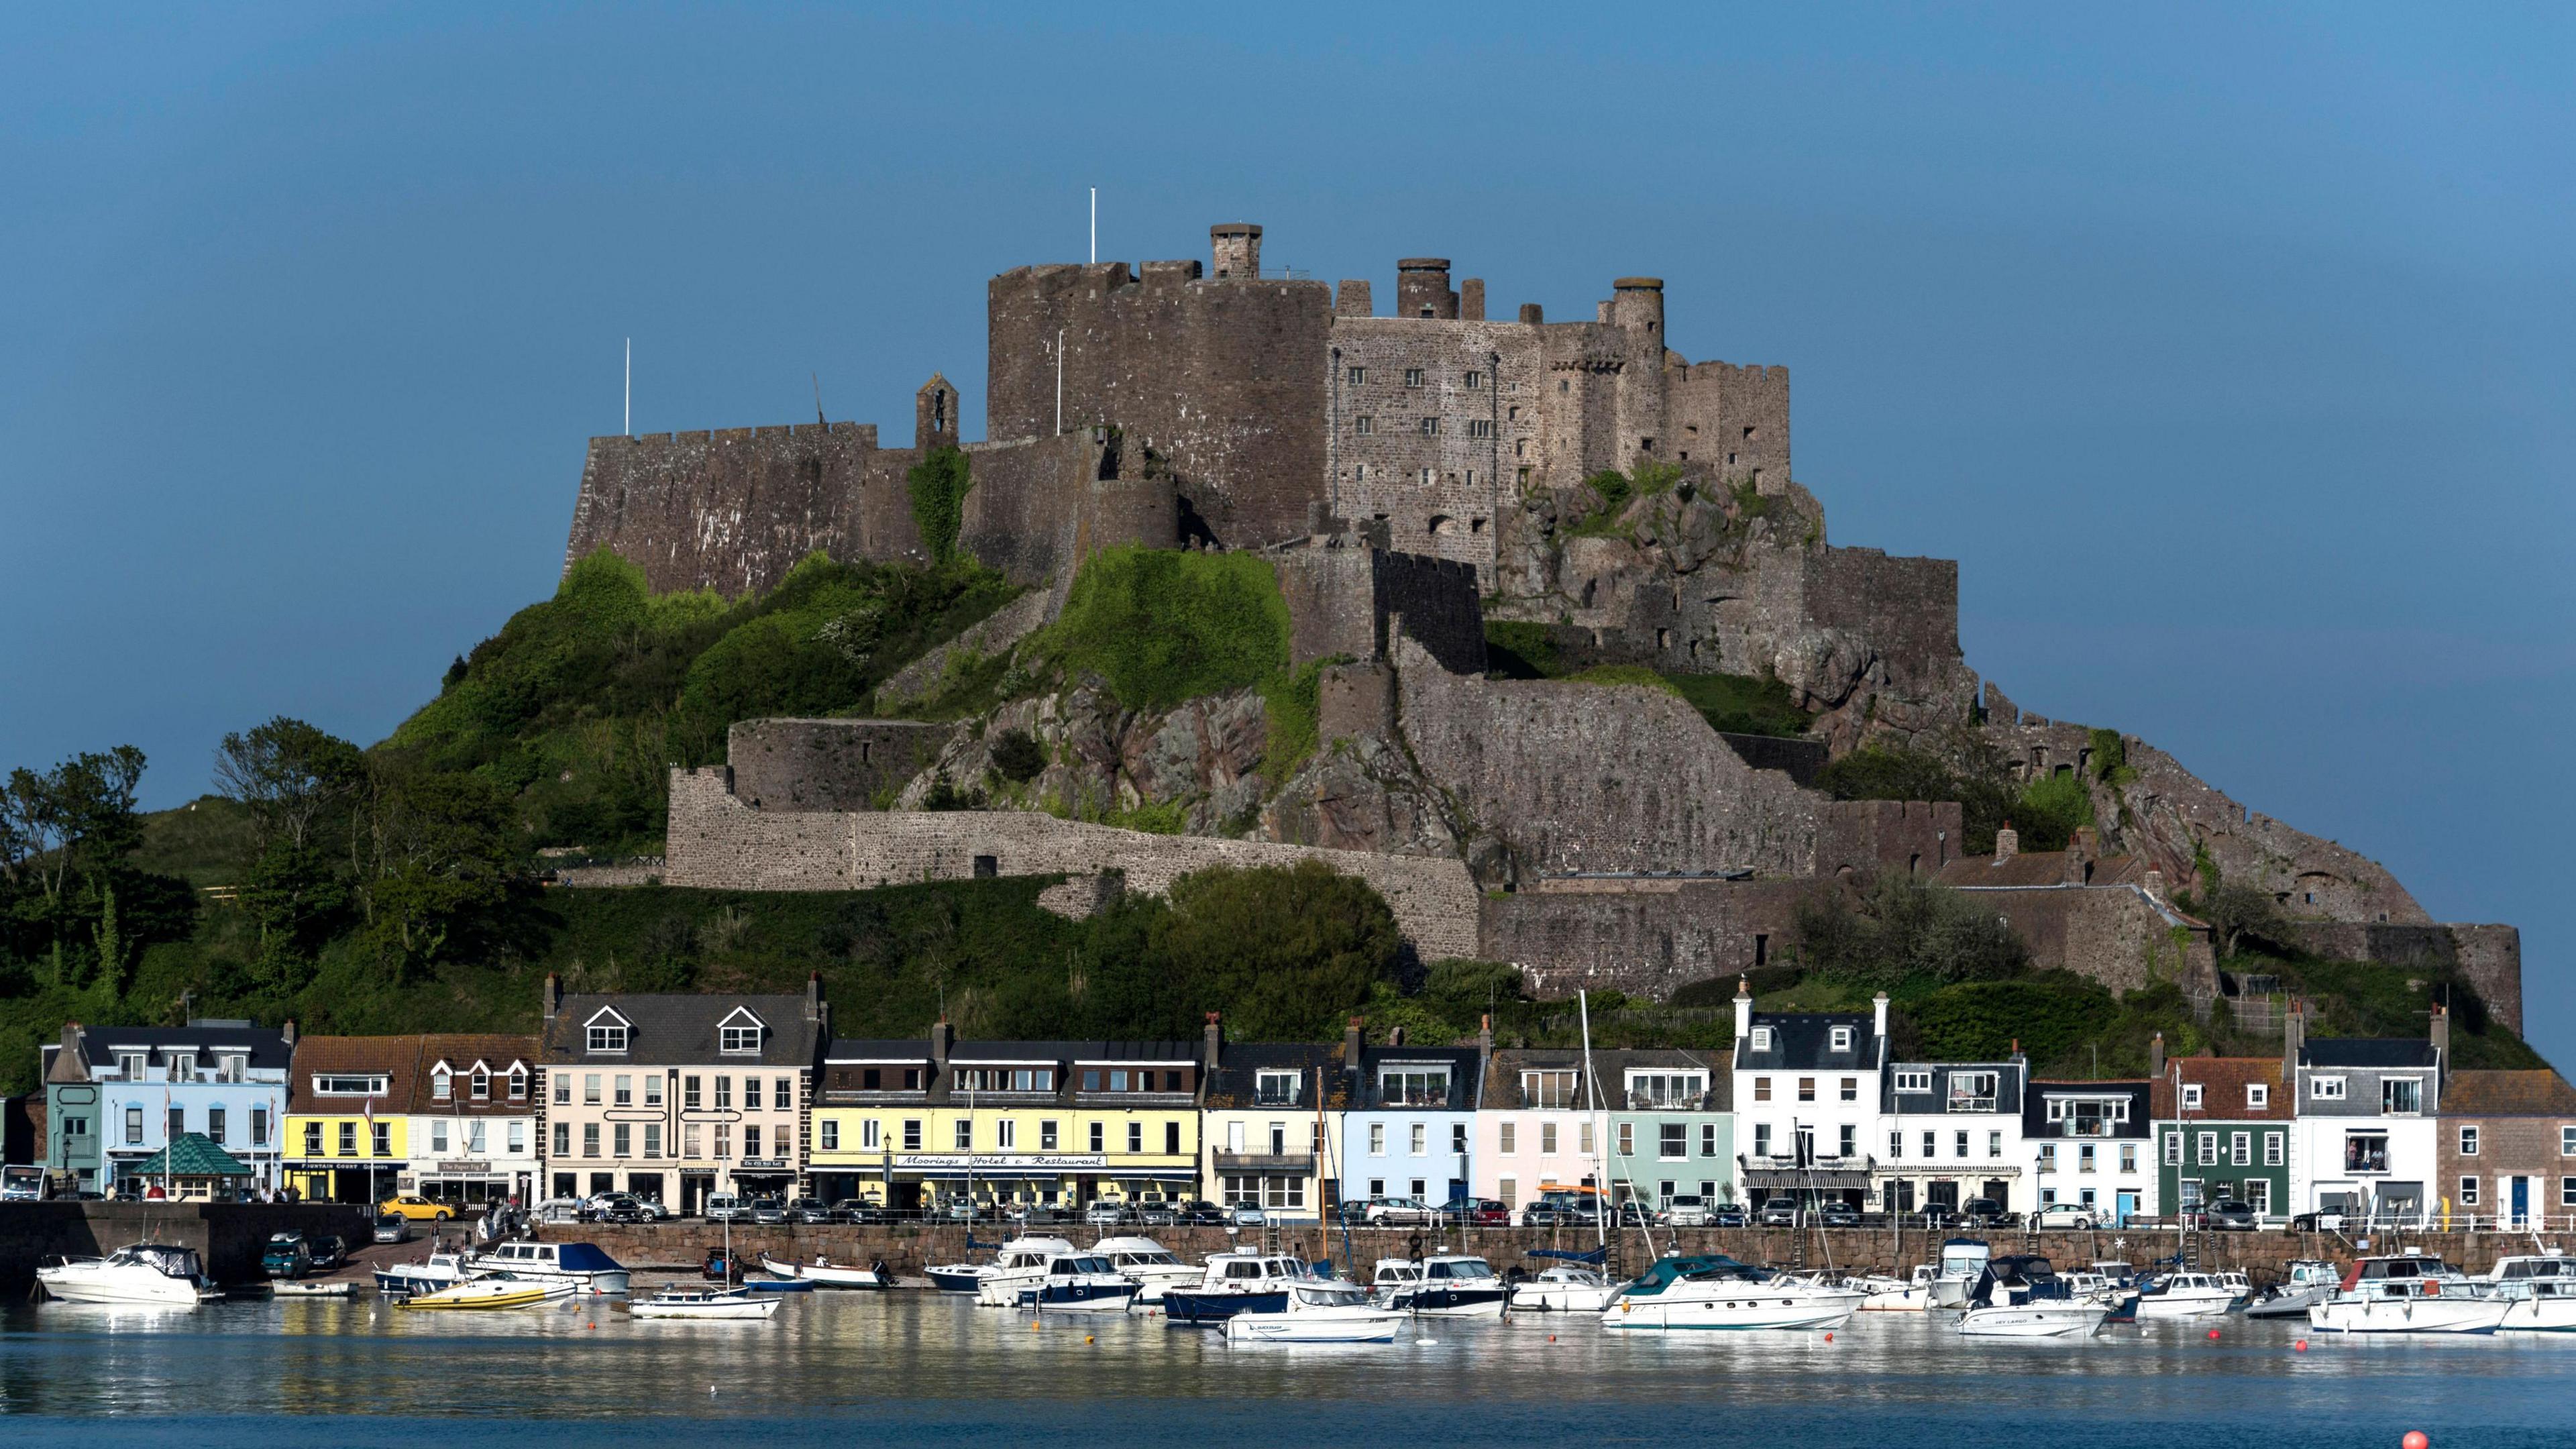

562,222,2522,1032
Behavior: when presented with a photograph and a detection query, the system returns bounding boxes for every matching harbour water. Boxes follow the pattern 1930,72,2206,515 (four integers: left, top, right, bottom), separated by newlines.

4,1294,2570,1448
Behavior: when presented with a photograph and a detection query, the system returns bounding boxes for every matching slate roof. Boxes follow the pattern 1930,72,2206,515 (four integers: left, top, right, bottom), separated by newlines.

1352,1044,1483,1110
2302,1038,2439,1069
1734,1013,1882,1072
49,1024,294,1079
824,1039,935,1063
2442,1069,2576,1116
2023,1079,2153,1139
542,993,825,1068
1204,1042,1353,1111
1482,1047,1731,1112
1884,1059,2027,1116
2149,1057,2294,1120
128,1132,252,1177
954,1040,1200,1063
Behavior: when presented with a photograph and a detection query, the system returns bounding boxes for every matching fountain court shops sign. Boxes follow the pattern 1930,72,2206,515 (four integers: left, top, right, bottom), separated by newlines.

893,1153,1110,1171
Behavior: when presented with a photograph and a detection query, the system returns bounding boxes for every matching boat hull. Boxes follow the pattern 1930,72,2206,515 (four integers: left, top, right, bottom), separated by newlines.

1387,1285,1509,1318
1860,1285,1934,1311
2500,1297,2576,1332
1957,1304,2109,1338
1163,1289,1287,1324
1509,1283,1619,1313
2136,1289,2236,1320
1603,1289,1863,1332
2308,1297,2509,1334
631,1294,780,1320
925,1267,985,1294
34,1267,216,1307
1020,1281,1142,1313
1224,1307,1403,1343
2244,1285,2331,1320
399,1284,557,1311
761,1255,888,1289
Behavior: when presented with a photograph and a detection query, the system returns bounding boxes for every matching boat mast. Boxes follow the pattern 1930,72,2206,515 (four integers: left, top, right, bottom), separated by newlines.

1575,993,1610,1259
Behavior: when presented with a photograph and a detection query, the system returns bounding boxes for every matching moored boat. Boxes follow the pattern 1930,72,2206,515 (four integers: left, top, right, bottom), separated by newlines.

465,1240,631,1295
2135,1270,2237,1320
1091,1237,1203,1304
1014,1251,1142,1314
1930,1238,1992,1309
36,1244,221,1307
1380,1254,1508,1318
1224,1279,1404,1343
2482,1253,2576,1333
970,1237,1082,1307
1955,1255,2108,1339
2245,1260,2339,1320
759,1252,892,1289
1601,1254,1864,1332
375,1250,477,1297
1856,1265,1937,1311
629,1285,781,1321
2308,1254,2508,1335
396,1272,571,1311
1509,1259,1621,1313
1163,1252,1311,1325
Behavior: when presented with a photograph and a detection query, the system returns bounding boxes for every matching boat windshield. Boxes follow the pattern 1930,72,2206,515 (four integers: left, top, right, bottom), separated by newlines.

1428,1259,1495,1280
1296,1284,1370,1306
1122,1251,1179,1266
117,1245,205,1279
1061,1256,1115,1275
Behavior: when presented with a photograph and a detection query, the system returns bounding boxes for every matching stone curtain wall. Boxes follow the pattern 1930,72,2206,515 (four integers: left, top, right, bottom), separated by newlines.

1481,878,1819,999
1947,883,2220,996
955,431,1179,586
663,768,1482,959
1393,635,1822,879
986,260,1333,551
2284,922,2524,1032
1276,545,1489,678
1664,361,1792,484
724,720,962,813
564,422,922,596
1817,800,1967,879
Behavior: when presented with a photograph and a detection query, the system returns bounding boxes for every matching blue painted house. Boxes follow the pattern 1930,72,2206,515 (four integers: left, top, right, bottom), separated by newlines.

1334,1018,1484,1212
42,1020,294,1196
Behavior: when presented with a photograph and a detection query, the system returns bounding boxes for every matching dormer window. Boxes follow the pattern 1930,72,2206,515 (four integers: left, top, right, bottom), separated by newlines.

1829,1026,1854,1052
1894,1070,1931,1093
2246,1084,2269,1110
117,1052,146,1079
2180,1084,2203,1111
1254,1071,1301,1106
217,1053,246,1083
431,1065,452,1101
507,1064,528,1099
168,1051,197,1079
1750,1027,1773,1052
471,1065,490,1100
584,1008,632,1055
717,1007,767,1056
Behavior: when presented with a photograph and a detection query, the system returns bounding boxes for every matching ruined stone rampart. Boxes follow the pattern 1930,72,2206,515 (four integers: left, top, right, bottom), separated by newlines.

724,720,961,813
2281,922,2524,1033
662,768,1481,959
1277,543,1486,677
1818,799,1966,879
1945,883,2219,997
1482,877,1816,999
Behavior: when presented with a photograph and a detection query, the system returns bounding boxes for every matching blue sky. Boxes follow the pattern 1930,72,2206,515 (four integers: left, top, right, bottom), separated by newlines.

4,5,2571,1060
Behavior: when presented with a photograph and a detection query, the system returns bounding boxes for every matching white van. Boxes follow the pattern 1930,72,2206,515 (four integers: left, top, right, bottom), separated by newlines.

703,1193,748,1223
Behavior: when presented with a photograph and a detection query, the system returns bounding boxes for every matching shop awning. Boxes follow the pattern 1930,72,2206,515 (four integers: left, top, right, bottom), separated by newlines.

1740,1168,1872,1190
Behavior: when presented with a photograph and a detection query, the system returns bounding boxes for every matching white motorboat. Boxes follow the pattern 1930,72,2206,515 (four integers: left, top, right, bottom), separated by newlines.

1929,1238,1992,1309
1224,1279,1405,1343
37,1244,221,1307
1163,1252,1315,1325
465,1240,629,1295
1380,1254,1509,1318
375,1250,478,1297
2308,1254,2508,1335
2482,1253,2576,1332
1955,1256,2108,1339
1509,1261,1621,1313
629,1285,781,1320
2135,1270,2239,1320
1091,1237,1203,1304
396,1271,575,1311
759,1252,892,1289
2061,1270,2139,1323
1601,1254,1864,1332
2216,1269,2254,1304
272,1279,360,1297
2245,1260,2340,1320
1014,1251,1142,1314
1856,1265,1937,1311
971,1237,1081,1307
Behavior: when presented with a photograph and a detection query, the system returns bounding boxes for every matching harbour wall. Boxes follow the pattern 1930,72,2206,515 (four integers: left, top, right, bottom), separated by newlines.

536,1221,2536,1285
0,1202,374,1289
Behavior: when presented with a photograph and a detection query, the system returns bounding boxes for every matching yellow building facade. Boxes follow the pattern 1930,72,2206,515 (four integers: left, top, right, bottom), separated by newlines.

281,1035,420,1202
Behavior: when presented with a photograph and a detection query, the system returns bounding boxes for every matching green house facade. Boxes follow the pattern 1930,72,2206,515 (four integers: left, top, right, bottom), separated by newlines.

2151,1052,2296,1222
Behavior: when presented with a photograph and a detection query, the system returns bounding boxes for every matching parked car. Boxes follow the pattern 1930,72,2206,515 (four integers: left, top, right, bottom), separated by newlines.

260,1232,313,1279
532,1195,589,1224
2202,1199,2261,1232
1177,1199,1229,1226
2031,1202,2098,1230
703,1193,749,1224
1662,1195,1712,1227
1439,1196,1511,1227
1227,1203,1268,1227
1084,1200,1135,1227
784,1197,833,1224
747,1197,788,1226
1960,1197,2015,1228
589,1193,650,1224
305,1234,348,1271
831,1199,889,1224
1613,1201,1658,1227
2290,1209,2347,1232
1520,1192,1602,1227
1815,1200,1862,1228
1363,1196,1438,1226
1754,1196,1802,1228
1709,1203,1749,1228
378,1193,455,1222
1136,1199,1180,1227
372,1214,413,1244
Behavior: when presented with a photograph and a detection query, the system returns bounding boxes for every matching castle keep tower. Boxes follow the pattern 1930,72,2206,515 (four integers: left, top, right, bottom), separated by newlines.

1210,223,1262,279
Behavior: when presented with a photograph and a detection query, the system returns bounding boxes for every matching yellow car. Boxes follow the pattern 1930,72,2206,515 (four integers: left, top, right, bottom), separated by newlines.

378,1194,455,1222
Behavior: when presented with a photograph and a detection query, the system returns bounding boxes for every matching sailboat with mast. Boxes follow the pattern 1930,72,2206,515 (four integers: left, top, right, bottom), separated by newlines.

630,1209,779,1320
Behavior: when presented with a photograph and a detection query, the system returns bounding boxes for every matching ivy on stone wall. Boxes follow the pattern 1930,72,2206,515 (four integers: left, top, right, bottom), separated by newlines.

906,445,974,565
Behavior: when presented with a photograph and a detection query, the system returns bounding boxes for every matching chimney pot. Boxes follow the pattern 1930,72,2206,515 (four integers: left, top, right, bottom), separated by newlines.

1994,823,2019,862
2149,1031,2166,1078
1733,979,1754,1041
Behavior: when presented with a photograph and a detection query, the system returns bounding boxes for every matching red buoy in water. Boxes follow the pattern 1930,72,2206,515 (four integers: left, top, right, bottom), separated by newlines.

2206,1328,2221,1340
2294,1339,2308,1352
2403,1433,2429,1449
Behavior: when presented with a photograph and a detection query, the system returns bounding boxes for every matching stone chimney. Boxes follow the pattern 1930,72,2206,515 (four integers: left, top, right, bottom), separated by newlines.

805,971,824,1024
1344,1016,1364,1067
543,973,561,1022
930,1019,955,1071
1734,977,1753,1041
2064,826,2096,885
2149,1031,2166,1078
280,1018,297,1048
1872,991,1890,1041
1336,279,1373,317
1203,1012,1222,1071
1994,822,2019,862
2429,1002,2450,1079
1479,1012,1493,1060
1518,302,1544,325
1210,222,1261,279
1388,1026,1406,1048
2143,867,2166,900
2282,1001,2304,1083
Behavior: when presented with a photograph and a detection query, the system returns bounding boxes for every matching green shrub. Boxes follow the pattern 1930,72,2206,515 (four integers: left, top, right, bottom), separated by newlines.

906,445,973,564
1257,657,1337,788
1484,621,1561,679
1037,546,1290,712
1792,873,2031,989
2014,770,2094,851
989,729,1046,784
1664,671,1808,737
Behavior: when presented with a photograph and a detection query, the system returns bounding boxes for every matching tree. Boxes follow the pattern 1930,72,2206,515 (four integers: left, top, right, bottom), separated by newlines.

214,718,364,851
1,745,158,982
2193,881,2290,958
1792,872,2031,989
1152,860,1406,1040
353,759,520,978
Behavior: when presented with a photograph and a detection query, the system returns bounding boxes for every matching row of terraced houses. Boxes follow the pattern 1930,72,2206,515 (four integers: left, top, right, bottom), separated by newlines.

25,976,2576,1230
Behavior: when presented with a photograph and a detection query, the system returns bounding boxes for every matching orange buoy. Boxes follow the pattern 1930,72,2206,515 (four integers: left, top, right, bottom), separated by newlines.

2403,1434,2428,1449
1084,1335,1095,1344
2294,1340,2308,1352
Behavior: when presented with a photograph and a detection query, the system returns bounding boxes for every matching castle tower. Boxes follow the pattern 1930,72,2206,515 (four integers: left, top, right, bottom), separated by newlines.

1396,258,1458,319
1610,276,1664,337
916,373,958,451
1210,222,1263,279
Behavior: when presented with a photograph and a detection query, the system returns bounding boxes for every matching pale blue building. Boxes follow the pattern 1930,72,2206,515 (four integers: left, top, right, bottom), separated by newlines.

42,1021,294,1197
1334,1022,1483,1214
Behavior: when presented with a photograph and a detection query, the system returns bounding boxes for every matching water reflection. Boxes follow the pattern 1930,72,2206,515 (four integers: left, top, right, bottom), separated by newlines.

4,1293,2571,1445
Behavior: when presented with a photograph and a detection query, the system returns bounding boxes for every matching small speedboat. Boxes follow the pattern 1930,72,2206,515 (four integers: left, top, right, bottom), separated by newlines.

375,1251,477,1297
2485,1253,2576,1332
1380,1254,1508,1318
1224,1279,1403,1343
969,1237,1081,1307
1601,1255,1864,1332
1955,1255,2108,1339
760,1253,892,1289
1163,1252,1312,1325
2309,1254,2508,1336
2061,1270,2139,1324
2246,1260,2340,1320
2137,1271,2241,1320
396,1272,572,1311
1855,1265,1937,1311
739,1274,814,1293
1930,1238,1992,1309
37,1244,221,1307
272,1279,360,1297
1509,1261,1621,1313
1091,1237,1203,1304
1016,1252,1142,1314
629,1285,781,1321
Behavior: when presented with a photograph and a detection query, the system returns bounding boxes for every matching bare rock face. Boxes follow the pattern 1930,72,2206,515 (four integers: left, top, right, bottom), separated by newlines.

1263,733,1466,861
904,684,1273,830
